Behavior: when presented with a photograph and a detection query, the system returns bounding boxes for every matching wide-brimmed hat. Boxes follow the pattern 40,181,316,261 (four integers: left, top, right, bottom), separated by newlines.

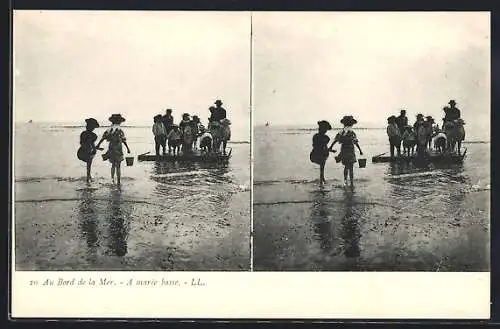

340,115,357,126
426,115,434,122
317,120,332,130
182,113,190,118
109,114,125,123
85,118,99,128
448,99,456,105
416,113,424,118
215,99,223,105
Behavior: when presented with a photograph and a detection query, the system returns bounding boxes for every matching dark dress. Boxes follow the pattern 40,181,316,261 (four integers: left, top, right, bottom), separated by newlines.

335,130,358,166
77,130,98,163
310,133,330,165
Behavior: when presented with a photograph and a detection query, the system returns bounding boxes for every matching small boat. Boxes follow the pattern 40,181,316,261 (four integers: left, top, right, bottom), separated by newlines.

372,149,467,164
265,122,270,127
28,120,33,123
137,148,232,163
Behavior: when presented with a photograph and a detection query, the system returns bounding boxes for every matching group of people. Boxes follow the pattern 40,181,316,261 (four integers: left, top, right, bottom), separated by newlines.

76,100,232,185
310,115,364,188
151,99,231,156
77,113,130,185
386,100,466,157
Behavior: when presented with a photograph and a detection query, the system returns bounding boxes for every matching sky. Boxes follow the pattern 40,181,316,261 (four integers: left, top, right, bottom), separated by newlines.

253,12,490,131
13,10,251,137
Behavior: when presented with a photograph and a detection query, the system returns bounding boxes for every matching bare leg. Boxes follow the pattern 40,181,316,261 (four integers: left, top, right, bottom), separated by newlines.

155,139,160,156
86,159,92,183
116,162,121,185
349,165,354,187
343,166,348,186
320,162,326,184
111,163,116,183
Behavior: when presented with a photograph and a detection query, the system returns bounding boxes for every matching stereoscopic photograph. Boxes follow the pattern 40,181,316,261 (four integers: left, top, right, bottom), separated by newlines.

252,12,490,271
13,11,251,271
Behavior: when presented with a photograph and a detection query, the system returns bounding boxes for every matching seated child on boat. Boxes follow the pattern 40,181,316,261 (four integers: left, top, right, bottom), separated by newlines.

401,125,417,156
167,125,182,155
199,126,213,153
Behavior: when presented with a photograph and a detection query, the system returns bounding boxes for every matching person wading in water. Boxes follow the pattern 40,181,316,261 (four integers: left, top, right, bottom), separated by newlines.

96,114,131,185
310,120,334,185
77,118,102,183
329,115,363,188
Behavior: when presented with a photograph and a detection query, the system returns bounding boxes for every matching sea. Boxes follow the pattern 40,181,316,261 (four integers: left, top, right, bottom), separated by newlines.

14,122,251,271
253,125,490,271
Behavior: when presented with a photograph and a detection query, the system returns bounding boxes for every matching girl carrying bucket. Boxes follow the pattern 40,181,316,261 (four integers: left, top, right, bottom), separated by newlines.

329,115,364,188
77,118,103,183
96,114,131,185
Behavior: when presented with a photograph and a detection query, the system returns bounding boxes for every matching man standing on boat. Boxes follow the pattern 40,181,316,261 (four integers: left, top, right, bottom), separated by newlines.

444,100,461,123
213,99,227,121
395,109,408,135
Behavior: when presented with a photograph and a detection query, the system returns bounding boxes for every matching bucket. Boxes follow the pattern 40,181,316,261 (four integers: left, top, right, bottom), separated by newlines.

358,158,367,168
125,156,134,166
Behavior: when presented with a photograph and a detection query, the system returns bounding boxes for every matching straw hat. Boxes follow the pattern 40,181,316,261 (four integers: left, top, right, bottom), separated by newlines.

340,115,357,126
317,120,332,130
108,114,125,124
85,118,99,128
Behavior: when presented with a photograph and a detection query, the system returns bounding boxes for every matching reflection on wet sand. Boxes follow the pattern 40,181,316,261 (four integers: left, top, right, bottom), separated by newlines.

309,187,362,268
77,187,99,262
310,190,334,253
106,187,131,257
341,190,361,259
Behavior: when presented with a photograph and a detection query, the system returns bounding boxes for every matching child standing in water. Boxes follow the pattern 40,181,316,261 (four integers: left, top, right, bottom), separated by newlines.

387,115,401,158
152,114,167,156
310,120,334,185
96,114,131,185
329,115,363,188
77,118,102,183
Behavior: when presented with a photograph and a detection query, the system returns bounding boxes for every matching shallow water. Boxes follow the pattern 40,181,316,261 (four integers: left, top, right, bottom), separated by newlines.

253,125,490,271
14,123,250,271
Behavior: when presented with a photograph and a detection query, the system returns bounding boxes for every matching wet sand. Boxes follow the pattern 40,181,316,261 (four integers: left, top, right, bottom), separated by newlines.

15,186,250,271
254,181,489,271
